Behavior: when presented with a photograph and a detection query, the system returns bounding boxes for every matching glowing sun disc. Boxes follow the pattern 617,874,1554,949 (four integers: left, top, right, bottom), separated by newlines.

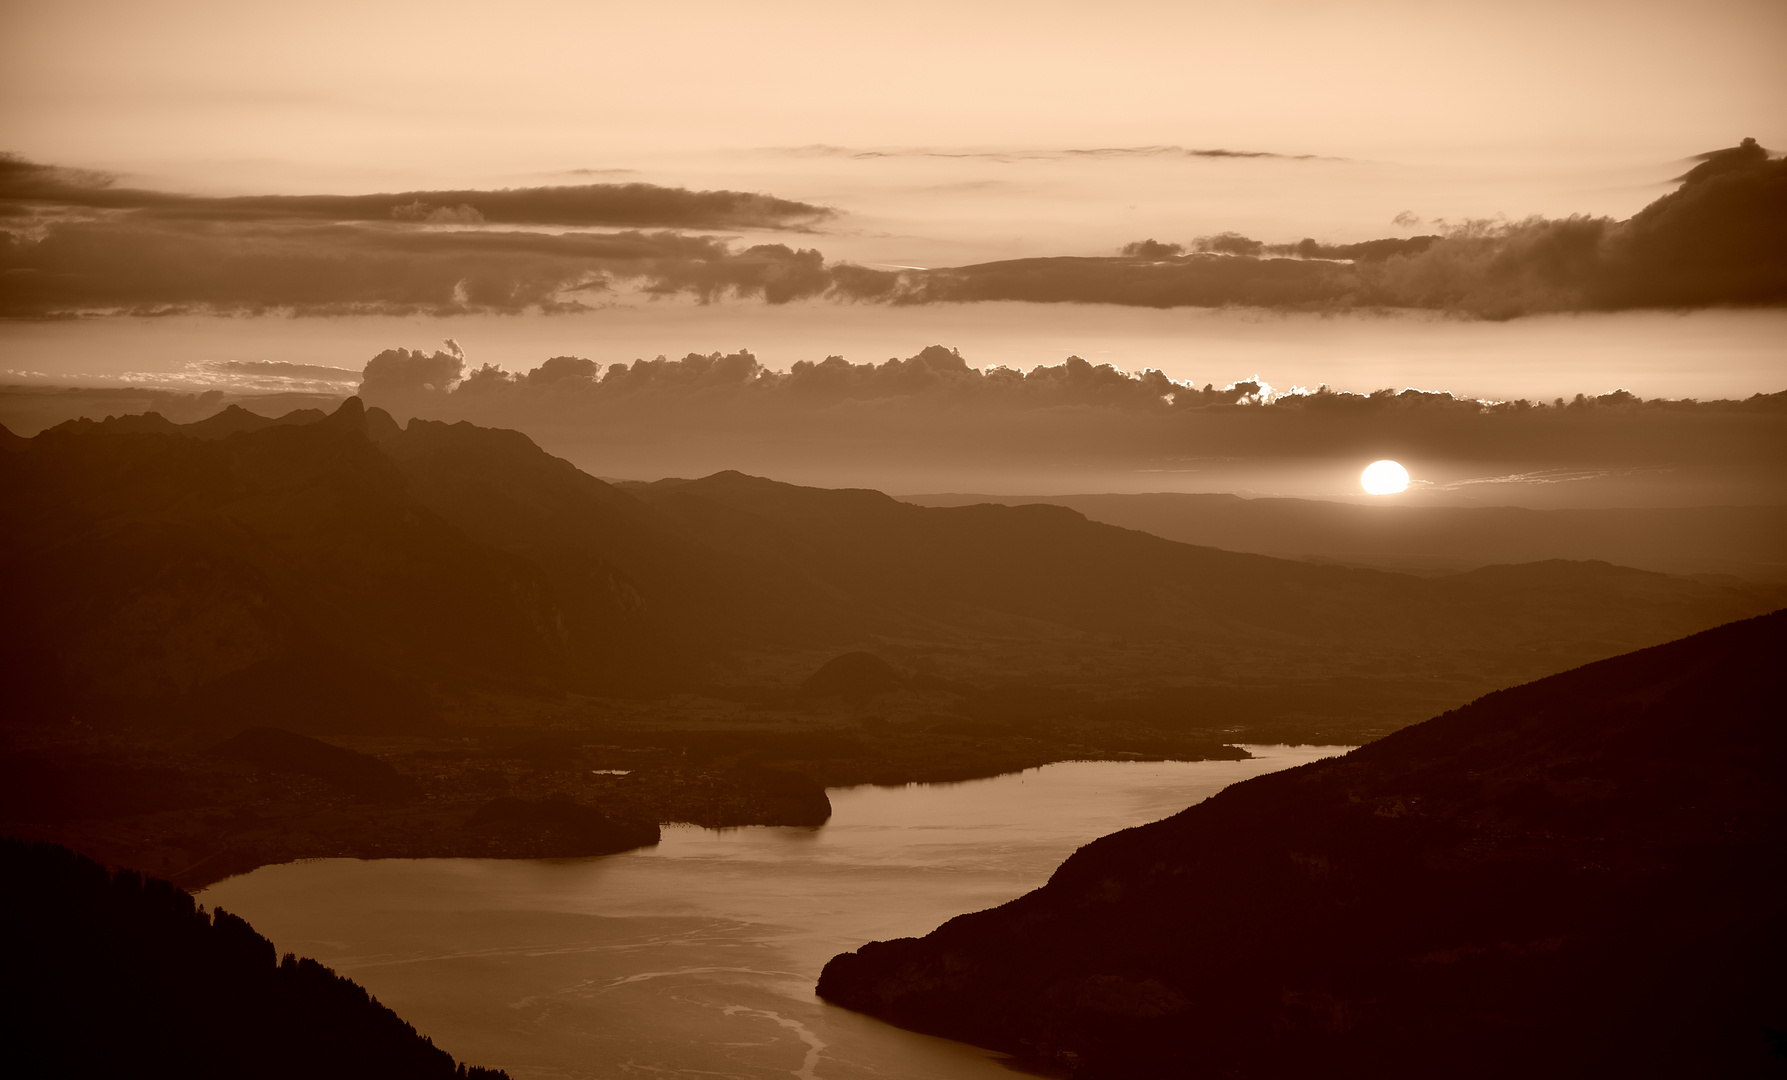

1361,459,1410,495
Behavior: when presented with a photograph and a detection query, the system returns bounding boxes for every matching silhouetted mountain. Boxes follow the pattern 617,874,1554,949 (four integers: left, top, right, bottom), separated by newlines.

818,610,1787,1078
0,835,509,1079
212,727,418,801
372,411,789,672
3,399,1778,744
0,398,678,725
0,387,348,438
0,421,27,452
0,753,207,823
631,469,1774,689
802,652,907,701
8,400,1783,884
906,492,1787,580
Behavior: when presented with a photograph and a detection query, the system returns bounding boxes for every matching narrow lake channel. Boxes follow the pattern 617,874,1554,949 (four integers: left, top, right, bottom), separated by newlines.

200,746,1348,1079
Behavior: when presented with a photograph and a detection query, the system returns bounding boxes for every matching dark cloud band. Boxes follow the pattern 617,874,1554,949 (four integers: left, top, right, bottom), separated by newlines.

0,153,830,231
1,141,1779,318
777,144,1331,162
346,343,1787,506
0,218,829,316
832,140,1786,317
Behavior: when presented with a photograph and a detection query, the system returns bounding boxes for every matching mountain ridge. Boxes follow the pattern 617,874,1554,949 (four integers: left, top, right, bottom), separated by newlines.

817,609,1787,1077
5,397,1779,733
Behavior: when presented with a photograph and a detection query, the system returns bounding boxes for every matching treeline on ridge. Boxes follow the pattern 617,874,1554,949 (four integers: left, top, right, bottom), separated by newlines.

0,835,508,1079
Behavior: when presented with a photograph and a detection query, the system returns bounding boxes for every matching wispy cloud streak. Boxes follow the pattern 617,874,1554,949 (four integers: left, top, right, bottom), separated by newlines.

776,144,1336,162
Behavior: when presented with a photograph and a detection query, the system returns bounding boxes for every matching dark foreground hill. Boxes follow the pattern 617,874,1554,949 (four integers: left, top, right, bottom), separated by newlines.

0,835,509,1079
818,610,1787,1078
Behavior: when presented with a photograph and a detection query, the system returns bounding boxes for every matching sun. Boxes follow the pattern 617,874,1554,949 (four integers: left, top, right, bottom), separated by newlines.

1361,460,1410,495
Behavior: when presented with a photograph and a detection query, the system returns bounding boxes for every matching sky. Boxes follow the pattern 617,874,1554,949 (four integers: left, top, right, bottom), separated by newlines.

1,0,1783,498
5,0,1783,187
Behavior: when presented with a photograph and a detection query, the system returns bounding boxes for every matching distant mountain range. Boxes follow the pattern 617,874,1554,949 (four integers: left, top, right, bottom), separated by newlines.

906,491,1787,580
818,609,1787,1078
3,399,1779,742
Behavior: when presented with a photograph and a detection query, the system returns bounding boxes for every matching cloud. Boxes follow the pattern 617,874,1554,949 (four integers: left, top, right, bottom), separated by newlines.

0,216,838,317
1193,232,1264,257
1588,137,1787,308
638,243,833,304
1342,140,1785,315
832,254,1354,309
527,355,600,384
0,153,848,317
362,347,464,396
3,142,1780,320
389,201,485,225
776,144,1330,163
208,361,363,384
0,152,830,231
12,343,1782,501
837,141,1784,317
1120,239,1185,258
1261,236,1440,261
348,343,1787,501
378,343,1764,420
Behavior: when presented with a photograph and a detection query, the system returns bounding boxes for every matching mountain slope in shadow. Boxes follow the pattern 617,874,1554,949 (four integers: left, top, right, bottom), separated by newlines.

631,469,1776,687
0,835,509,1078
817,609,1787,1078
2,400,1778,741
0,400,708,728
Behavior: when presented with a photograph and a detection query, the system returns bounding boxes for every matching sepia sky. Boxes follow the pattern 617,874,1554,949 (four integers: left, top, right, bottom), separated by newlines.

5,0,1783,188
1,0,1784,415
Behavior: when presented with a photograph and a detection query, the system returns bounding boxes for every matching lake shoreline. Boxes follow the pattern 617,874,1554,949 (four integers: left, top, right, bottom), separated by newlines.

196,751,1349,1080
3,720,1276,890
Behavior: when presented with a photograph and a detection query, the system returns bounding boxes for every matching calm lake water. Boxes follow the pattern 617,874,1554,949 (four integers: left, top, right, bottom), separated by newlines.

200,746,1347,1079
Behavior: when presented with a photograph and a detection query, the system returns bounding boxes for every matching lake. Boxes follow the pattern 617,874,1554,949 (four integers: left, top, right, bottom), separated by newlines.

200,746,1348,1079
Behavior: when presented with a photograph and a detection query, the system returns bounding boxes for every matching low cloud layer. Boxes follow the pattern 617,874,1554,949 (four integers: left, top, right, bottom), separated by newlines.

8,342,1782,504
837,140,1786,316
348,342,1787,504
0,153,837,316
0,215,831,316
0,154,830,231
780,144,1329,162
1,141,1779,318
205,361,363,384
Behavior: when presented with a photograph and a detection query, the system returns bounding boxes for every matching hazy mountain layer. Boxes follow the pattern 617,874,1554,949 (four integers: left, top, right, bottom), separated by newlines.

817,610,1787,1078
905,492,1787,580
353,344,1787,508
4,399,1779,738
